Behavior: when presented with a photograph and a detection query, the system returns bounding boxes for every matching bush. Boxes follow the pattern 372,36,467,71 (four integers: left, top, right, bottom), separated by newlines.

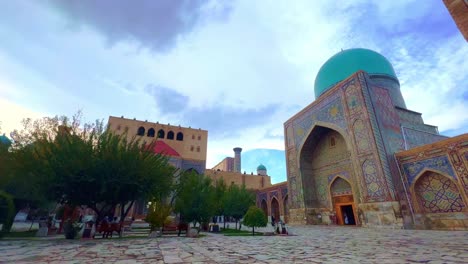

145,201,172,232
0,191,15,236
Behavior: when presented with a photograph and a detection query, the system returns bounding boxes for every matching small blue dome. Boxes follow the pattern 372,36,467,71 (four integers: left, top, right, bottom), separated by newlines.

257,164,267,171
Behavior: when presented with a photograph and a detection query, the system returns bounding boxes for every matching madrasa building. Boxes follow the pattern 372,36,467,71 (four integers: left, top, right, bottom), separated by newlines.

284,48,468,230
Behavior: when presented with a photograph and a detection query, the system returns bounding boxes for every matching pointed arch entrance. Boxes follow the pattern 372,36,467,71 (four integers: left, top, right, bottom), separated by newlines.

330,177,356,225
299,124,357,225
271,198,280,223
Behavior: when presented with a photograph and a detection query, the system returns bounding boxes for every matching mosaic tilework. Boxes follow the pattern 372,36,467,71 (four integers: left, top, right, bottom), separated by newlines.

353,119,372,154
181,160,206,174
270,190,278,199
360,81,395,201
414,171,466,213
373,87,402,201
345,81,363,117
402,155,456,186
402,127,448,149
281,186,288,198
285,145,301,208
258,192,267,202
448,150,468,193
327,171,351,184
331,177,353,196
362,159,386,202
293,96,346,151
288,177,299,208
315,175,330,207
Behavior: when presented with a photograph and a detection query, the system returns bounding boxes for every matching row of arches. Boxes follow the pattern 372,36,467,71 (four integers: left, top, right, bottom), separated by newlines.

137,127,183,141
260,195,289,223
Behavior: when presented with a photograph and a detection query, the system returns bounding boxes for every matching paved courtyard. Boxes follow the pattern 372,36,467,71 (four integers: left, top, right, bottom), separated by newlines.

0,226,467,264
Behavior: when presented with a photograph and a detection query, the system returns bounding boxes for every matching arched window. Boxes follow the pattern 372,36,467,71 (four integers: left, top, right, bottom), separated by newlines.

167,131,174,140
137,126,145,136
330,136,336,147
190,146,194,151
157,129,165,139
196,146,200,152
198,135,201,140
147,128,155,137
176,132,184,141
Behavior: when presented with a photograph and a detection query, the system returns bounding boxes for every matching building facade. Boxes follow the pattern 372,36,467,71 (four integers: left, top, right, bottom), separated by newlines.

444,0,468,41
256,182,288,223
284,48,468,230
108,116,208,174
205,147,272,190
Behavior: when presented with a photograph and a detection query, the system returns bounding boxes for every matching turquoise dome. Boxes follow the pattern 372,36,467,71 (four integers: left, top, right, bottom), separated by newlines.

314,48,398,98
257,164,267,171
0,134,11,146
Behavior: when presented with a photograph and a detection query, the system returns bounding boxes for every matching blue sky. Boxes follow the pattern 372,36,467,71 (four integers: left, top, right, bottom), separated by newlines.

0,0,467,183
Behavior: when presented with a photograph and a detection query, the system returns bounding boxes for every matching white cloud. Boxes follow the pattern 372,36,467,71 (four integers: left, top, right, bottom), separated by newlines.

0,0,466,173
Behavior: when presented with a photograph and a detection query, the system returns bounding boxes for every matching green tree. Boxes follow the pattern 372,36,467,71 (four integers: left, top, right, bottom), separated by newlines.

213,178,226,227
223,184,255,230
243,206,267,236
8,113,177,228
174,172,215,231
0,131,51,233
0,191,15,236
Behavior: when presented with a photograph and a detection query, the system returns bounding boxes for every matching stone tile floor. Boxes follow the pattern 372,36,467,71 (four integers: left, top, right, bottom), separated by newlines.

0,226,467,263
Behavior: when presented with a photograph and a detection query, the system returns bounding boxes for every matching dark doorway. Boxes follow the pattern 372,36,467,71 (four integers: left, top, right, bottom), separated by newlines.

340,205,356,225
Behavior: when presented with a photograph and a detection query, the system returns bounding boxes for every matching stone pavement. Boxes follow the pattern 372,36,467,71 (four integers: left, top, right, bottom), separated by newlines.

0,226,467,263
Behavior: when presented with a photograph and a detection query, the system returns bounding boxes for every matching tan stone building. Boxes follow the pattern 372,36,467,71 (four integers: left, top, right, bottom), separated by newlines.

444,0,468,41
108,116,208,173
205,147,272,190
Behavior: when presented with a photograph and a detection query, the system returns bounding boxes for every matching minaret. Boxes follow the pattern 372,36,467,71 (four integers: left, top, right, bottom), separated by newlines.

233,147,242,173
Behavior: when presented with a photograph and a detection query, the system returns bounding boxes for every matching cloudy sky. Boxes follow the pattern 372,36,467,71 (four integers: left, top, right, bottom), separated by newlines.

0,0,467,183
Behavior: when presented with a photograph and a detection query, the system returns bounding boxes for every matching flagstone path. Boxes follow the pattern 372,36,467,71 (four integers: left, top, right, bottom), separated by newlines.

1,226,467,263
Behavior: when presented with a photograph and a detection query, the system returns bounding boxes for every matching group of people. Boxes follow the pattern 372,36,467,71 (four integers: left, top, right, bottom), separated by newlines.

271,216,287,234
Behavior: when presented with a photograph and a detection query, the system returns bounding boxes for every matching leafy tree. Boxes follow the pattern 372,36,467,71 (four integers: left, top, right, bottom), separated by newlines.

0,191,15,235
0,131,50,233
8,113,177,228
213,178,226,226
223,184,255,230
174,172,215,231
243,206,267,236
145,200,172,232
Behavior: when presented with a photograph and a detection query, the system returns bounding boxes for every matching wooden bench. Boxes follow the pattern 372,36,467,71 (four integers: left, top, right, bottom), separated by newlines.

94,222,122,238
161,223,188,236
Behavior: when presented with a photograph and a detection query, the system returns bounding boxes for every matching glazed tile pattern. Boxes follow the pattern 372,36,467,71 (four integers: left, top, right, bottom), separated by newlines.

1,226,467,264
402,155,456,185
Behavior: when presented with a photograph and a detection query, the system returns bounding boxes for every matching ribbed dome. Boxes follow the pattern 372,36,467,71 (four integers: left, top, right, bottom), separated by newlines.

257,164,267,171
314,48,398,98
